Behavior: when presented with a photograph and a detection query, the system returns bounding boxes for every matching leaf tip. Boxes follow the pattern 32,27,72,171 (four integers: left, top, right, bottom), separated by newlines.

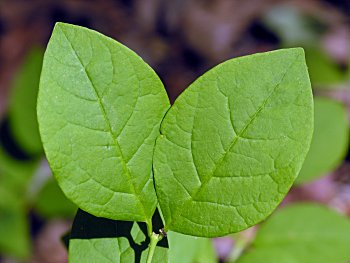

54,21,68,28
53,22,73,34
292,47,305,55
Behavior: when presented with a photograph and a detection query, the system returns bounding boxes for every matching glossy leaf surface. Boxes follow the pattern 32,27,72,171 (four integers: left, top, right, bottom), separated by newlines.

154,48,313,237
237,204,350,263
37,23,170,221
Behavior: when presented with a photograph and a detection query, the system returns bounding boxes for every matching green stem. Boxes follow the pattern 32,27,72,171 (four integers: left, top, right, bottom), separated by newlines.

146,219,153,237
146,232,161,263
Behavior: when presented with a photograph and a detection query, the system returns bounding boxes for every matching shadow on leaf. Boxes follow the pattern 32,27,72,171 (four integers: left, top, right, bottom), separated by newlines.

66,208,168,262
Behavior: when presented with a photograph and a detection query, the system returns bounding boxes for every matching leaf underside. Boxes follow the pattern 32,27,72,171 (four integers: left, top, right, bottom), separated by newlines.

154,48,313,237
236,204,350,263
37,23,170,222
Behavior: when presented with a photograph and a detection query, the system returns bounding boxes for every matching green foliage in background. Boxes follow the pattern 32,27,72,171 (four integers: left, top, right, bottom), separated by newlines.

0,47,77,260
9,48,44,156
297,97,349,184
305,48,346,87
263,5,324,46
33,178,77,218
262,5,348,88
0,145,37,196
0,186,30,259
0,147,37,258
236,204,350,263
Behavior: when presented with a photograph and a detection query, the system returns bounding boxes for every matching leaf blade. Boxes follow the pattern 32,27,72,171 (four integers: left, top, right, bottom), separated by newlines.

38,23,170,221
154,48,313,237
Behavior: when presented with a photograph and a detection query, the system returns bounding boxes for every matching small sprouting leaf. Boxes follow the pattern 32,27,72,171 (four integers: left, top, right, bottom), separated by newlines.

37,23,170,222
154,48,313,237
69,209,168,263
9,48,44,155
34,178,77,218
236,204,350,263
296,97,348,184
168,231,216,263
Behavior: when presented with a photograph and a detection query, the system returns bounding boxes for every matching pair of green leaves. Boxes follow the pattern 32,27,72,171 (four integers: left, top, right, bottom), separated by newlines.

37,23,313,238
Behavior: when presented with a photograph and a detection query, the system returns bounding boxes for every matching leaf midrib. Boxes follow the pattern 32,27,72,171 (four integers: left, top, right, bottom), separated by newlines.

199,53,300,193
58,26,148,219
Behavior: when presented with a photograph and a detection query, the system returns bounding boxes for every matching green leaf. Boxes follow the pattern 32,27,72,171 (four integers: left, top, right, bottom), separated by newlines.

37,23,170,222
70,234,168,263
0,186,30,259
236,203,350,263
296,97,348,184
69,209,168,263
154,48,313,237
168,231,216,263
0,146,37,259
34,178,77,218
9,48,44,155
69,238,134,263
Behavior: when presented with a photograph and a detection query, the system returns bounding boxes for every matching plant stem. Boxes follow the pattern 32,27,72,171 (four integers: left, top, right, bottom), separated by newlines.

146,232,161,263
146,219,153,237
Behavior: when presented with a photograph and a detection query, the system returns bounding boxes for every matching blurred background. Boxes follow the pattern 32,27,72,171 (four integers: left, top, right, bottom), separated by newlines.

1,0,350,262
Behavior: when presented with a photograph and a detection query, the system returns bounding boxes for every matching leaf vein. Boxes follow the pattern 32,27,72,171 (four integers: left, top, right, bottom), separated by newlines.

59,27,148,219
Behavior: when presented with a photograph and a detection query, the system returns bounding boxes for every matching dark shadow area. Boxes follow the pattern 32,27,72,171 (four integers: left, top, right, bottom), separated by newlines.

49,5,92,31
0,118,33,161
248,20,280,45
69,208,168,262
29,211,45,238
0,17,5,36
